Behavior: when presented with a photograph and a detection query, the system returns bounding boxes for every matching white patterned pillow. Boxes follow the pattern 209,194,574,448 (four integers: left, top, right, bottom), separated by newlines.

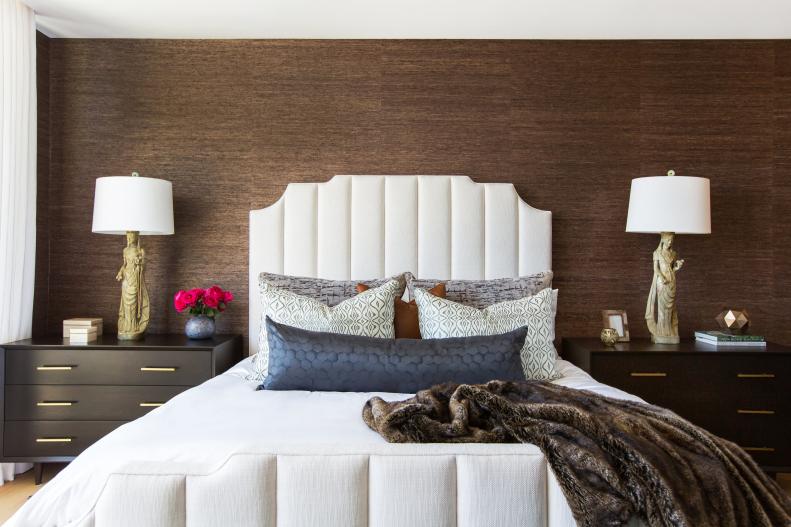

415,287,559,380
251,279,400,381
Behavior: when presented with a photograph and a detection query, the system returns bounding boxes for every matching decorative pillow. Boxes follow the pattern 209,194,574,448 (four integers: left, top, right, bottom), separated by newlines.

259,272,407,307
415,287,559,380
406,271,553,309
262,317,527,393
357,282,446,339
251,279,400,381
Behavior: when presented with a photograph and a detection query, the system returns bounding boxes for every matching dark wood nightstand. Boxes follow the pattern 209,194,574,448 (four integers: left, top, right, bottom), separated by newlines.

562,337,791,473
0,334,243,483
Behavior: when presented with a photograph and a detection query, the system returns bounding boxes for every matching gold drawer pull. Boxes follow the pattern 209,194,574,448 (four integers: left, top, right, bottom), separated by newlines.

139,402,164,407
37,365,73,371
36,437,72,443
742,446,775,453
140,367,177,372
737,373,775,379
630,372,667,377
37,401,74,407
737,409,775,415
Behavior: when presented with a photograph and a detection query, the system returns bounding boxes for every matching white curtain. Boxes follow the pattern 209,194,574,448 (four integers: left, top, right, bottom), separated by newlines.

0,0,37,484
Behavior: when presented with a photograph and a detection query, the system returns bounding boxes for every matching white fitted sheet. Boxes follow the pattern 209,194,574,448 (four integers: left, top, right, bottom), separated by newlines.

7,358,642,527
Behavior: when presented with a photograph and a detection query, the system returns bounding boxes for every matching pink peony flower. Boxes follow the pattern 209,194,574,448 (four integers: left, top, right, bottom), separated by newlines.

203,285,224,309
182,289,198,308
223,290,234,304
189,288,205,300
174,290,189,312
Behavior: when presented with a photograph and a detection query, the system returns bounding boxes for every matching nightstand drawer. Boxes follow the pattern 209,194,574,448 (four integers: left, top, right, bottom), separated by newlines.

590,354,704,407
591,354,705,379
705,353,789,377
711,356,789,407
6,385,190,421
703,407,788,442
6,348,212,385
734,445,789,469
3,421,125,458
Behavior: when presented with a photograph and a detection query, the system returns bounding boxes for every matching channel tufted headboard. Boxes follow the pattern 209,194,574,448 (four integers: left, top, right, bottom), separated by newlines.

249,175,552,354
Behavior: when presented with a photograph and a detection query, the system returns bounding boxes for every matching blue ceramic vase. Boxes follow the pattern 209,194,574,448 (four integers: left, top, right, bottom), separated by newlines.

185,315,215,339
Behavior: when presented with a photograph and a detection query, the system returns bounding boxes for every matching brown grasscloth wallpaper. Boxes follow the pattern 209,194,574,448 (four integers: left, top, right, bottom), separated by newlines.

34,32,50,338
34,37,791,349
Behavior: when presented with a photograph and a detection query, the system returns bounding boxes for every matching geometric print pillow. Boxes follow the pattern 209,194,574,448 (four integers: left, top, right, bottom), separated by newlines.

251,279,400,381
415,287,559,380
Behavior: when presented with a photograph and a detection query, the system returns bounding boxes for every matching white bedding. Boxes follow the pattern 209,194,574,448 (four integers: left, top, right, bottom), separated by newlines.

8,358,641,527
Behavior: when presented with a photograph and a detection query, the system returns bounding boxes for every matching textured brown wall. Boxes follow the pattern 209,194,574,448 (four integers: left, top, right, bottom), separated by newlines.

34,31,50,338
35,39,791,348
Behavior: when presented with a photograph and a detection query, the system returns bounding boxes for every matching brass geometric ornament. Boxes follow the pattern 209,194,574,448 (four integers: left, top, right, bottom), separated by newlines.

715,308,750,334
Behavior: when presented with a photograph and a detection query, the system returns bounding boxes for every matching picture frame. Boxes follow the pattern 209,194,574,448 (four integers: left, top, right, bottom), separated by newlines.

602,309,630,342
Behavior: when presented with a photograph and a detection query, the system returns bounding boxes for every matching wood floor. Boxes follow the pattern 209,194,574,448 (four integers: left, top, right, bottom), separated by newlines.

0,466,789,524
0,464,64,525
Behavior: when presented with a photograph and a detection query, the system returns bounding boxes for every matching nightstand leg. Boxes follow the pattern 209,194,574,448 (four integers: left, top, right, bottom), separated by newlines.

34,463,44,485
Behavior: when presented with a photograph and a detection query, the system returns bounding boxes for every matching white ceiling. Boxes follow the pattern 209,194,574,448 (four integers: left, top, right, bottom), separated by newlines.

24,0,791,39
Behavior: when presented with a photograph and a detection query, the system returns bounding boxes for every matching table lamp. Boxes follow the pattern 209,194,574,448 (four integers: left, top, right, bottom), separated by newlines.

92,172,174,340
626,170,711,344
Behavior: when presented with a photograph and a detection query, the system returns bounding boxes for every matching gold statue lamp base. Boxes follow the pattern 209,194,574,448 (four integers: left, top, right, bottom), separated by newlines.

115,231,150,340
645,232,683,344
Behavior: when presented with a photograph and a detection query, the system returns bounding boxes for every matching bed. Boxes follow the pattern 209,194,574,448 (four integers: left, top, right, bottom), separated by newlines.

8,175,644,527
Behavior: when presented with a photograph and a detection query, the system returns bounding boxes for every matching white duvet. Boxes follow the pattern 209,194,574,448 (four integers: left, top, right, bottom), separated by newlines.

7,358,641,527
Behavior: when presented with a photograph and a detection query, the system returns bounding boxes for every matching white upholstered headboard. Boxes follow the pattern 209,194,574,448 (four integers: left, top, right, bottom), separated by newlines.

249,175,552,353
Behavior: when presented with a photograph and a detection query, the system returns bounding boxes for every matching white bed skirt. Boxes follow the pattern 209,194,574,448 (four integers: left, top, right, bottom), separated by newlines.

84,445,579,527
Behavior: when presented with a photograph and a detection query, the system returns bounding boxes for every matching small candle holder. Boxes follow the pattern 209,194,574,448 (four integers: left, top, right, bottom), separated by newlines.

600,328,619,346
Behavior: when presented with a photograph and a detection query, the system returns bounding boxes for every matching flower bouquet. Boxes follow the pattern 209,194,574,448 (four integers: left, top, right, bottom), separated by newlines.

174,285,233,339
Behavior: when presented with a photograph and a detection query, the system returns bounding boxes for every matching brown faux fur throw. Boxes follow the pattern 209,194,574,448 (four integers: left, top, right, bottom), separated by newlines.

363,380,791,527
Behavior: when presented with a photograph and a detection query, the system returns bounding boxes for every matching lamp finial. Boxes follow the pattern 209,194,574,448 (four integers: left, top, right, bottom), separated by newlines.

667,169,675,177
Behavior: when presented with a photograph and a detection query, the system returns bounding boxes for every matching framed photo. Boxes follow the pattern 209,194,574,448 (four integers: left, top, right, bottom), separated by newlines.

602,310,630,342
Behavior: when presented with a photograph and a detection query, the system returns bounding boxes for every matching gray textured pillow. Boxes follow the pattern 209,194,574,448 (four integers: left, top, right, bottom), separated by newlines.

259,272,406,307
406,271,553,309
262,317,527,393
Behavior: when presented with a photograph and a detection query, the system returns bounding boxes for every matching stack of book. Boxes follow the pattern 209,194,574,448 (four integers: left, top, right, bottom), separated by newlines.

695,330,766,347
63,318,103,344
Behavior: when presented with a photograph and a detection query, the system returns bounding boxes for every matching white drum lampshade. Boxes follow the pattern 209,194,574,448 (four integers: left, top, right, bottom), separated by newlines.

92,176,174,235
626,174,711,234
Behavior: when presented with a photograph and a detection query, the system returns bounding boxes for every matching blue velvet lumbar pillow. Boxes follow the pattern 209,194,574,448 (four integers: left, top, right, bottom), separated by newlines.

262,316,527,393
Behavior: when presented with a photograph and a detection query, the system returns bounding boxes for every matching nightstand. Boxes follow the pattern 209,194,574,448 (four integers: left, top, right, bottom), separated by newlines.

0,334,243,483
562,337,791,473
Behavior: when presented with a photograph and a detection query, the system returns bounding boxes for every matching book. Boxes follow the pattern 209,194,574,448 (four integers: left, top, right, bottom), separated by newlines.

695,331,766,347
63,318,102,327
67,332,97,343
69,334,97,344
68,327,98,343
63,321,102,327
63,318,102,326
63,325,102,337
696,339,766,348
63,318,103,337
695,330,765,342
68,327,97,335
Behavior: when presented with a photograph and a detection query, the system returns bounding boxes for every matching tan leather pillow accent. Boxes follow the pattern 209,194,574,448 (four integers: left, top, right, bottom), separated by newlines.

357,282,446,339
